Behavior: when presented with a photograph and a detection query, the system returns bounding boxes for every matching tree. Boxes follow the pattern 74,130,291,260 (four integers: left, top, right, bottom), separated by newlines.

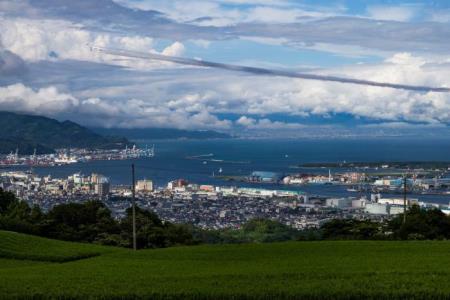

0,191,195,248
321,219,382,240
193,219,302,244
120,207,195,249
0,188,17,214
242,218,299,243
43,201,119,242
0,189,41,234
388,205,450,240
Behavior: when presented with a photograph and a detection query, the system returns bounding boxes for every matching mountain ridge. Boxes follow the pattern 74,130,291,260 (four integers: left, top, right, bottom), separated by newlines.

0,111,130,154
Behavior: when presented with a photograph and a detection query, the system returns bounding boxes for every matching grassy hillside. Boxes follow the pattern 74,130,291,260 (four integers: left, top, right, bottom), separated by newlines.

1,230,450,299
0,231,106,262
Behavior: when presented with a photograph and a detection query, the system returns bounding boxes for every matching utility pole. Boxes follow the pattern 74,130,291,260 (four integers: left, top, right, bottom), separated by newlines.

131,163,137,250
403,174,407,224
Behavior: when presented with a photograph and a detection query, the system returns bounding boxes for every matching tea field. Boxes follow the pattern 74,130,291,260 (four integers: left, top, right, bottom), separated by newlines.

1,230,450,299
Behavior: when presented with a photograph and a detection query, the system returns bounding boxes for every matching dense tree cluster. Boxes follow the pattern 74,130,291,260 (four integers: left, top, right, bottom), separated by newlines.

388,205,450,240
321,219,384,240
193,218,304,244
0,188,195,249
2,188,450,248
318,207,450,240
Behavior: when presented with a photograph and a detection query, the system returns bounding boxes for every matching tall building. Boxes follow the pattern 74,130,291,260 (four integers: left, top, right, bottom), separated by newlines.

91,173,100,184
95,182,110,197
94,175,110,197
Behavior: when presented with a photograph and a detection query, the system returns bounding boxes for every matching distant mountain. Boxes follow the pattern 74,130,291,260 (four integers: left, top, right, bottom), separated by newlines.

0,138,54,155
92,127,233,140
0,111,130,154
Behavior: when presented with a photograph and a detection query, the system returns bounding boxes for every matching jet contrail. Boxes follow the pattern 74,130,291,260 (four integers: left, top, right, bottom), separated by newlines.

91,46,450,93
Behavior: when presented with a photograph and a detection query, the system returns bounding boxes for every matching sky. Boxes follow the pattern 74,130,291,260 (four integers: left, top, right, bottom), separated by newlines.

1,0,450,137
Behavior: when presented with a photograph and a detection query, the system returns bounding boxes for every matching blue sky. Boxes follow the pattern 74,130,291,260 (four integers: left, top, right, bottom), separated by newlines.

0,0,450,137
182,39,382,67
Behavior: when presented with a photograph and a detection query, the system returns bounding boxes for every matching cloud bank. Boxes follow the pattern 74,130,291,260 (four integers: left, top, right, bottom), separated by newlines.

0,0,450,136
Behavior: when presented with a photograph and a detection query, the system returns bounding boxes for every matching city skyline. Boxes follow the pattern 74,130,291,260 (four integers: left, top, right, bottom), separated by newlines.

1,0,450,137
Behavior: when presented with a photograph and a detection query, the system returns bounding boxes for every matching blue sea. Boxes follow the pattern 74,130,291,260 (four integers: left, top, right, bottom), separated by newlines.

9,137,450,204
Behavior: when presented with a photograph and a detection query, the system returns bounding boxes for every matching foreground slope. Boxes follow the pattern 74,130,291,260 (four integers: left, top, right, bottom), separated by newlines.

1,230,450,299
0,231,107,262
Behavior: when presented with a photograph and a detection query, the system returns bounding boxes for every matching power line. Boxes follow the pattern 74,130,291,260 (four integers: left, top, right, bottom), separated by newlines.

131,163,137,251
403,174,407,225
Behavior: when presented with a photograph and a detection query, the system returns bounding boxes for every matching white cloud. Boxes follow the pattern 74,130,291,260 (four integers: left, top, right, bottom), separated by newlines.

359,122,446,129
165,52,450,125
244,7,322,23
2,50,450,135
113,0,337,26
0,83,79,114
113,0,240,26
236,116,256,126
366,5,418,22
190,39,211,48
236,116,305,130
0,17,185,70
1,0,450,136
3,0,450,58
0,83,231,130
162,41,185,56
79,51,450,127
385,52,426,66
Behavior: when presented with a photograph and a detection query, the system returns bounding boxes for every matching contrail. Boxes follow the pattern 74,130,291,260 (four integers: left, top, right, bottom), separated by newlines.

91,46,450,93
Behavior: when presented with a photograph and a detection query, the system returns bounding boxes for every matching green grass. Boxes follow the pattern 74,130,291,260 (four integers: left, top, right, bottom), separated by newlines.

1,230,450,299
0,231,104,262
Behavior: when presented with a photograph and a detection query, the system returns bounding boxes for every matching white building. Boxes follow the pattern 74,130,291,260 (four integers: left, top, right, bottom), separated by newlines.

136,179,153,192
365,202,407,215
389,205,406,215
365,203,389,215
216,186,237,196
326,198,354,209
378,198,419,206
352,199,366,208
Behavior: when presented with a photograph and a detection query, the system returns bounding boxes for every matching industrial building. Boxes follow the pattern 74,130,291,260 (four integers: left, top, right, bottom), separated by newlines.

326,198,354,209
247,171,282,183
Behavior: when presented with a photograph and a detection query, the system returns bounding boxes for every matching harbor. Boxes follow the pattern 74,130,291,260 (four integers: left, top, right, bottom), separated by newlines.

0,145,155,167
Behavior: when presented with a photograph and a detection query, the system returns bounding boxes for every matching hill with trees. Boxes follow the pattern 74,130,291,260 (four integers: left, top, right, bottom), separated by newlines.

0,111,130,154
0,188,195,249
2,186,450,249
0,137,54,155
